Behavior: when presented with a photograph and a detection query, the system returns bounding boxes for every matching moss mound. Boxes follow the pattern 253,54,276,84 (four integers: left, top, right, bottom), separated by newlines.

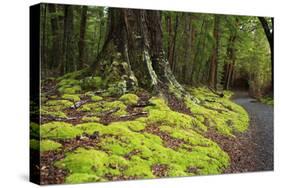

119,93,139,105
41,122,83,139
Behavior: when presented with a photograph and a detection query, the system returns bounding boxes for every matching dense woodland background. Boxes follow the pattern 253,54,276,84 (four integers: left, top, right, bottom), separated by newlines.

40,4,273,98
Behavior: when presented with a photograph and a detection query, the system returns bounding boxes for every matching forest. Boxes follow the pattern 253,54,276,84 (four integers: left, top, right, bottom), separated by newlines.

30,3,274,185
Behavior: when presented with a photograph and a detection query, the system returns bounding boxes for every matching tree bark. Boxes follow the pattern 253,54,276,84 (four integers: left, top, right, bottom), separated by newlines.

48,4,61,71
258,17,273,91
41,4,47,77
208,15,220,90
92,8,186,96
78,6,88,69
61,5,75,75
171,15,179,73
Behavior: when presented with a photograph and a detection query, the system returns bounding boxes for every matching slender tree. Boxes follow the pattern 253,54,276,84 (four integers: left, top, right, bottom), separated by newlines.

61,5,75,74
208,15,220,89
78,6,88,69
48,4,61,71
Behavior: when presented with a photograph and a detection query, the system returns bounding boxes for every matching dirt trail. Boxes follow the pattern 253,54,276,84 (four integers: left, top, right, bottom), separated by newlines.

230,91,273,172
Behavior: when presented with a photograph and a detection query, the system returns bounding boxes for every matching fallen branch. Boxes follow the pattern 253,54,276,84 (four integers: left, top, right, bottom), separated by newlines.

71,99,91,109
120,111,148,118
96,107,120,116
131,101,156,108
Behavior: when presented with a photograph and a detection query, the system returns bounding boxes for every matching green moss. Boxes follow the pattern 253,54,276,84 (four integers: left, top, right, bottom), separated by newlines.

57,79,82,94
40,107,68,118
65,173,104,184
57,79,80,87
91,95,103,102
185,87,249,136
79,101,127,116
45,99,73,109
58,85,82,94
119,93,139,105
41,122,83,139
40,140,62,152
81,116,100,122
72,117,228,182
57,69,88,81
41,99,73,118
81,76,103,90
62,94,81,102
143,97,207,132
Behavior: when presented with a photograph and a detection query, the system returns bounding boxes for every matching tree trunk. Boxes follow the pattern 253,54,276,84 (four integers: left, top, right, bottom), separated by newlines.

171,15,179,73
41,4,47,77
48,4,61,71
224,32,237,90
92,8,186,96
258,17,273,91
61,5,75,75
78,6,88,69
208,15,220,90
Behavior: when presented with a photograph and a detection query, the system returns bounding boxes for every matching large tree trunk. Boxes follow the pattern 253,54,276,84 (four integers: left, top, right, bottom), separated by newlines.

258,17,273,91
92,8,186,96
78,6,88,69
208,15,220,90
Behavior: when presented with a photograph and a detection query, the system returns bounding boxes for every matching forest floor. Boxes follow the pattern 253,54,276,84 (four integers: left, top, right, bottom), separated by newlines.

30,76,273,185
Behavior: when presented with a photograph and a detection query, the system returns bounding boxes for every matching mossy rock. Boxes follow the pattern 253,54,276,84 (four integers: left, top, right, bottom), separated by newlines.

41,122,83,139
119,93,139,105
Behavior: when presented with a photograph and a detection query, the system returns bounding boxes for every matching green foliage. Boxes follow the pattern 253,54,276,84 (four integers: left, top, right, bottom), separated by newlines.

119,93,139,105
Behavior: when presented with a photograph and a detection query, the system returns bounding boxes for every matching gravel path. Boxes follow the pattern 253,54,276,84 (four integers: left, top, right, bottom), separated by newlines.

232,91,273,171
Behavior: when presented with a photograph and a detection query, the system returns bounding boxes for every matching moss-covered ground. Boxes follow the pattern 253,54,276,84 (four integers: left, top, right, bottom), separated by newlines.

33,76,249,184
